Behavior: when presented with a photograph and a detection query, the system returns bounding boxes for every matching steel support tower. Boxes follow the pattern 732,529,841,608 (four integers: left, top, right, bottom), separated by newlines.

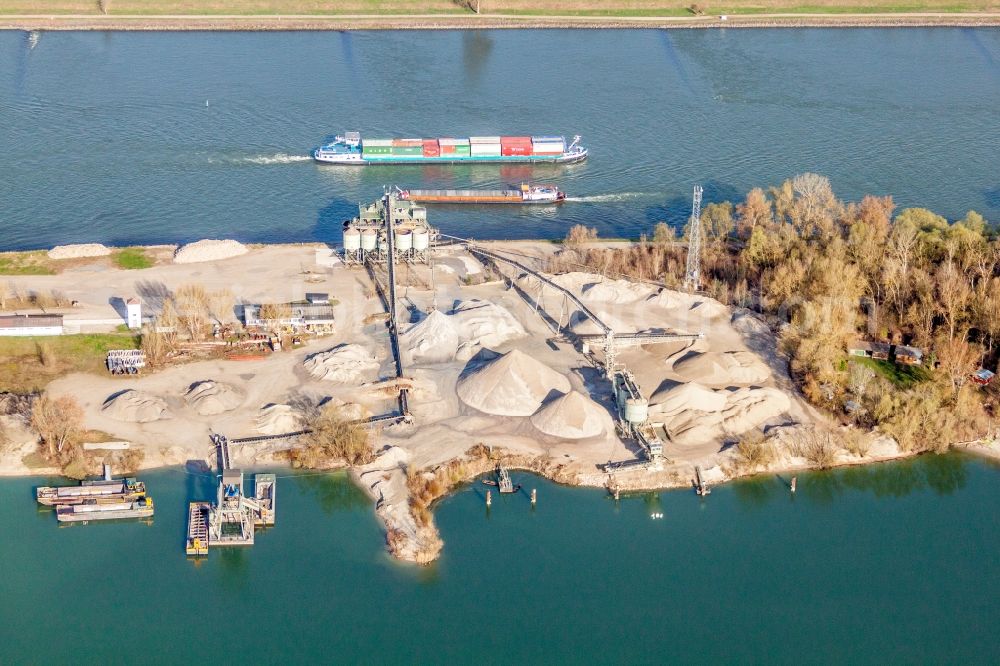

684,185,704,292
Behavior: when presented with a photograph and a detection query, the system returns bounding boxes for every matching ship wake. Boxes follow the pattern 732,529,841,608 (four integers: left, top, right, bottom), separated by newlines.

237,153,312,165
565,192,650,203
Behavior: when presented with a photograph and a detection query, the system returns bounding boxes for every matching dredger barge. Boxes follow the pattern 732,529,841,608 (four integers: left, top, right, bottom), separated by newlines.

36,474,147,506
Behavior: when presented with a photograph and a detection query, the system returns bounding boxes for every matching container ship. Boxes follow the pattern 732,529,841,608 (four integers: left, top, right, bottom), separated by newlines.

397,183,566,204
314,132,587,165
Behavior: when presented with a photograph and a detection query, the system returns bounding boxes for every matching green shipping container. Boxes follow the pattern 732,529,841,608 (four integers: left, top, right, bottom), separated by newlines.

363,146,391,155
391,147,423,156
454,146,471,155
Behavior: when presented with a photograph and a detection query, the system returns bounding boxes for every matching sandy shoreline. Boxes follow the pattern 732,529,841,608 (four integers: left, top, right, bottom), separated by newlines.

3,12,1000,31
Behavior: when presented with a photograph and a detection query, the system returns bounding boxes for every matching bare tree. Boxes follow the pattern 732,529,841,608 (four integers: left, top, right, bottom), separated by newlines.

173,283,210,340
207,288,235,325
936,261,972,341
736,187,773,238
936,333,977,394
288,403,372,468
31,395,83,461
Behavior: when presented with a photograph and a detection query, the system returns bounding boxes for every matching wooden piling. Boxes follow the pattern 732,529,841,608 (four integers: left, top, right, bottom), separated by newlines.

531,488,537,505
486,489,492,507
790,476,797,493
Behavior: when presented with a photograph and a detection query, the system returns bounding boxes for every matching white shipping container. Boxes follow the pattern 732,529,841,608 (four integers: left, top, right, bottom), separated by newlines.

469,136,503,144
362,138,394,147
438,138,470,146
532,140,565,153
470,144,501,156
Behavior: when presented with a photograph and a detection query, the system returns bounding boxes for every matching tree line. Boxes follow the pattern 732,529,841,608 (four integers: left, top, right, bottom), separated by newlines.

560,173,997,452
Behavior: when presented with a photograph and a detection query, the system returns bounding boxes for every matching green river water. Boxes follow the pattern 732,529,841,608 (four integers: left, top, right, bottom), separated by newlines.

0,454,998,664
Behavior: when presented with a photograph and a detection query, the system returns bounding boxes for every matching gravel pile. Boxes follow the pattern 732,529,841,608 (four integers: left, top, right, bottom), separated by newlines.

173,239,248,264
101,390,170,422
457,349,570,417
47,243,112,259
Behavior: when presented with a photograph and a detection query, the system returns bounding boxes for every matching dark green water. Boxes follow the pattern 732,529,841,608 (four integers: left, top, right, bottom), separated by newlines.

1,454,998,663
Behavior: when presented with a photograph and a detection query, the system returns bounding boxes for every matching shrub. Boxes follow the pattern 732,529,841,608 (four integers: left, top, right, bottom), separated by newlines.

287,404,371,468
733,431,776,472
792,429,839,469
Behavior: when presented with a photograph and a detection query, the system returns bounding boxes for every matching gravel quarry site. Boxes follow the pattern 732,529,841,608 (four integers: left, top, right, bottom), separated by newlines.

0,239,856,561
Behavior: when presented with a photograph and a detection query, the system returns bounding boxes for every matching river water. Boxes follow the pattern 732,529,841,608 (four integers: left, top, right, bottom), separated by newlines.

0,455,998,663
1,29,999,250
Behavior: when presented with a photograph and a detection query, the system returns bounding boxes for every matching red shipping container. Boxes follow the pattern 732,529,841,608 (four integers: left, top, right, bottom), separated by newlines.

440,145,456,154
500,136,532,156
501,144,532,156
422,139,440,157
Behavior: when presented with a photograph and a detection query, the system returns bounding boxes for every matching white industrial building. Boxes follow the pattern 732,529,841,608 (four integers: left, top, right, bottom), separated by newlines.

0,314,64,336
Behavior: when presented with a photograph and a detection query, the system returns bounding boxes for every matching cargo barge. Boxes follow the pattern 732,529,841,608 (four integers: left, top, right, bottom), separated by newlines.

314,132,587,165
36,470,147,506
397,183,565,204
56,496,154,522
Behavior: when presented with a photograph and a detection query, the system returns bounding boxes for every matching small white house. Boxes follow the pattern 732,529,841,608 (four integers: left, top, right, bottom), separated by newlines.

126,297,142,330
0,314,64,336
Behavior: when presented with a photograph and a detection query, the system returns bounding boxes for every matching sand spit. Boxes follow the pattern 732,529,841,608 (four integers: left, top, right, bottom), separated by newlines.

530,390,608,439
304,344,380,383
457,349,570,416
101,390,170,423
47,243,112,259
355,447,443,565
255,404,306,435
671,351,771,387
173,239,248,263
185,380,245,416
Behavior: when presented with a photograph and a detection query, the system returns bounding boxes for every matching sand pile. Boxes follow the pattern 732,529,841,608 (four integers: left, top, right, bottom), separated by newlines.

581,279,651,304
722,388,791,435
569,309,631,336
671,351,770,387
530,390,606,439
457,349,570,416
732,310,770,337
646,289,684,309
173,239,248,264
185,380,245,415
101,390,170,423
304,344,380,383
47,243,112,259
401,310,460,364
402,301,526,364
688,298,729,319
450,299,526,356
663,410,724,447
650,382,727,418
255,404,305,435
